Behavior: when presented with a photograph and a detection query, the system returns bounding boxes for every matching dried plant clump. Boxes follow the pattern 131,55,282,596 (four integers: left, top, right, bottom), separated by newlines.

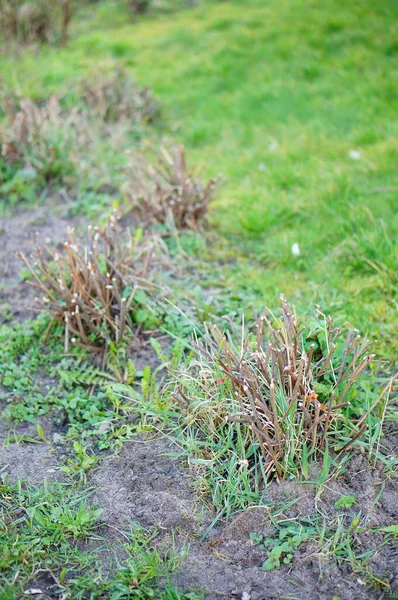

128,145,220,230
77,68,159,125
1,95,86,184
17,216,155,351
0,0,71,45
0,0,53,44
0,75,159,203
128,0,151,15
177,298,395,485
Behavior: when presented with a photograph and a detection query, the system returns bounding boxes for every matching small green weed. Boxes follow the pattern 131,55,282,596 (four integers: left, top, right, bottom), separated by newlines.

110,523,189,599
250,520,316,571
60,441,97,482
334,495,357,510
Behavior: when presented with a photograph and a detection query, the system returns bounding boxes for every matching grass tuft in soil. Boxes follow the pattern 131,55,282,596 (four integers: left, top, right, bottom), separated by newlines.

174,297,396,517
0,477,200,599
17,214,161,351
126,145,220,230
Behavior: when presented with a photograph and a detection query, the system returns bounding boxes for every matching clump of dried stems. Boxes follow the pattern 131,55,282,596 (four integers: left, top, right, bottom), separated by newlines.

0,0,71,45
18,216,154,351
1,72,159,193
128,0,151,15
128,145,219,230
177,297,393,482
1,95,86,183
77,67,159,124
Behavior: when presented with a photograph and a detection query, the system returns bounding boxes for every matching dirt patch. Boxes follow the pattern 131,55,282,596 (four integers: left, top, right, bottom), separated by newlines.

0,206,81,322
0,422,63,492
90,438,398,600
0,415,63,484
1,332,397,599
0,441,60,484
91,436,199,532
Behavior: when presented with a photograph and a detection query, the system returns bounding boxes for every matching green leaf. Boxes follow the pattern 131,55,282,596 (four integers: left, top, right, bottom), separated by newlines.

382,525,398,535
150,337,167,362
334,495,357,510
37,422,47,443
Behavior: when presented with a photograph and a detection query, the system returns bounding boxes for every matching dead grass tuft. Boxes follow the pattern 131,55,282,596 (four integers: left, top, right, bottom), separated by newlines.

77,67,159,125
127,145,220,230
177,297,395,484
17,215,156,351
128,0,151,15
0,95,87,185
0,0,71,45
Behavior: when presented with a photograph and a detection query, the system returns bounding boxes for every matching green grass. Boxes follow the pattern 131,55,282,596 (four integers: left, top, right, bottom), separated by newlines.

0,478,199,599
1,0,397,355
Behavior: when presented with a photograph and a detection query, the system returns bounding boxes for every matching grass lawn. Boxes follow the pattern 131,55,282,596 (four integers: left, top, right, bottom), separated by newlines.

0,0,397,598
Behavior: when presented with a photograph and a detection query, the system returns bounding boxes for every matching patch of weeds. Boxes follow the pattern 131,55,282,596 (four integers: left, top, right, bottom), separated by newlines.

173,297,395,516
127,0,194,17
249,499,395,593
52,348,172,452
164,230,207,258
315,511,394,592
126,145,220,230
60,441,98,482
0,70,160,208
0,95,87,199
108,523,191,600
0,478,101,597
18,215,160,350
0,316,61,422
0,0,71,45
334,495,357,510
101,339,192,444
0,479,200,599
128,0,151,15
74,65,159,125
0,162,40,206
250,519,316,571
0,317,167,455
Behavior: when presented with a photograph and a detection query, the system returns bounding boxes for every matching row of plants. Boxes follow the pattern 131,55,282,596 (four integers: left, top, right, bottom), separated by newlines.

0,0,196,46
0,63,395,515
8,209,396,507
0,68,221,227
0,74,395,497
